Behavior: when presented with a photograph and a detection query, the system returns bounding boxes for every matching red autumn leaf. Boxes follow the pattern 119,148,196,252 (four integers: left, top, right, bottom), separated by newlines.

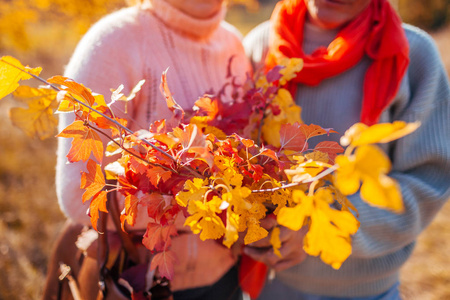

120,194,140,230
80,159,105,203
241,138,255,148
147,166,172,187
314,141,344,163
57,120,104,163
48,76,96,106
142,222,177,252
88,190,108,231
141,193,172,221
193,96,220,121
149,119,168,134
150,250,177,280
259,148,279,162
279,123,307,152
299,124,336,140
245,162,264,183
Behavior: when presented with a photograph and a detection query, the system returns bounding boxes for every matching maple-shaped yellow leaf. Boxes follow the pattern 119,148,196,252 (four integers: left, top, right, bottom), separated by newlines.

223,211,240,248
56,120,104,163
10,86,58,140
340,121,421,147
277,190,313,231
334,145,404,213
278,188,359,269
304,207,356,269
0,56,42,100
270,226,282,258
184,196,226,241
175,178,209,207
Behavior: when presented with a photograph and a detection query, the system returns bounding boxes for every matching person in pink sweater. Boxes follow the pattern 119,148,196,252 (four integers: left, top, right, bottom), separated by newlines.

43,0,251,299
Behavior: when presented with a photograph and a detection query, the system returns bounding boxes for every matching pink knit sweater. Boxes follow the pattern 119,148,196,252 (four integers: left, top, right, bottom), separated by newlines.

56,0,251,290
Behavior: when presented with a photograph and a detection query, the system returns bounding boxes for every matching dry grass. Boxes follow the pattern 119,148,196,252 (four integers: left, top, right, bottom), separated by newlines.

0,5,449,300
398,26,450,299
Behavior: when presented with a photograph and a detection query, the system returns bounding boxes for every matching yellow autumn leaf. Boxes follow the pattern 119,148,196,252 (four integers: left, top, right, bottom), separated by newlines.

261,88,302,147
0,56,42,100
360,175,403,213
305,151,329,163
277,190,313,231
244,217,268,245
261,118,282,147
303,189,359,269
270,226,282,258
10,86,58,139
184,196,226,240
285,159,331,183
175,178,208,207
279,58,304,85
278,188,359,269
304,208,354,269
334,145,404,213
223,211,240,248
341,121,420,147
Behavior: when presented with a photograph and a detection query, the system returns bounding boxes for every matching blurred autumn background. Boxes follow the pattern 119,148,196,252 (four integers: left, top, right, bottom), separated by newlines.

0,0,449,299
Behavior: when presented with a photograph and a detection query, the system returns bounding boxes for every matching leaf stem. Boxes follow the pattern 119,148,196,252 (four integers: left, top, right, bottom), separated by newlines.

251,164,339,193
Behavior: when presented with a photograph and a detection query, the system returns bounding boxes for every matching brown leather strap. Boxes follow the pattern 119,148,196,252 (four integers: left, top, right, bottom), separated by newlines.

107,182,141,264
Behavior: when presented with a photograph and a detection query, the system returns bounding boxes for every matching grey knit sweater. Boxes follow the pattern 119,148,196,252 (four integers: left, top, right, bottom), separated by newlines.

243,21,450,297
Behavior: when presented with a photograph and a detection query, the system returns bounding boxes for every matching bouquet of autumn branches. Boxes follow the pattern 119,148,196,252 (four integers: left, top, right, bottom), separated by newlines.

0,56,420,283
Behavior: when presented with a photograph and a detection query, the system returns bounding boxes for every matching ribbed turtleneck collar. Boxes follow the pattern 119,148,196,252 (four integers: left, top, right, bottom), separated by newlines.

302,21,339,55
145,0,226,39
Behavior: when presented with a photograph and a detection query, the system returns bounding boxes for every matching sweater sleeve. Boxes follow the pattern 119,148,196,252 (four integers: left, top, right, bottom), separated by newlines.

56,7,144,225
350,25,450,258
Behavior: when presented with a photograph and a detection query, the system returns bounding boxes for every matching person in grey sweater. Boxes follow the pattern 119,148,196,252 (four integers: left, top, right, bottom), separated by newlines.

242,0,450,299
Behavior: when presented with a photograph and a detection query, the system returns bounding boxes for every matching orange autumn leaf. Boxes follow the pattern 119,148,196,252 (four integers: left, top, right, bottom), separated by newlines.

0,56,42,100
10,86,58,140
150,250,177,280
147,166,173,187
143,222,177,252
299,123,337,140
279,123,307,152
88,190,108,231
48,75,96,106
160,69,184,121
193,96,220,121
80,159,106,204
314,141,344,163
120,194,140,230
57,120,104,163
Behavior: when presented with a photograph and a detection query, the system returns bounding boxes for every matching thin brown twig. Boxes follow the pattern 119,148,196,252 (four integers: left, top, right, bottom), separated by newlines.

2,59,204,179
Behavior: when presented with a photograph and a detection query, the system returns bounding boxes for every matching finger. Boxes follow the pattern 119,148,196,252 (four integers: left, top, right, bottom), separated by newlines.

260,216,277,230
272,253,307,272
243,245,272,262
